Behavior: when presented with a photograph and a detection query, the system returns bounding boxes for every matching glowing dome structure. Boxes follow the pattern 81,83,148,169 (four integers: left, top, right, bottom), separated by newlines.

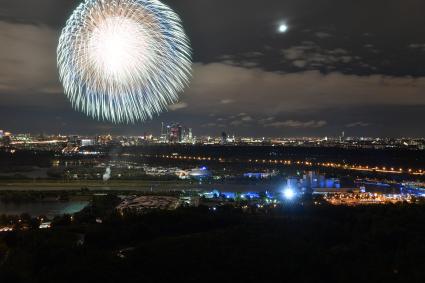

189,167,212,180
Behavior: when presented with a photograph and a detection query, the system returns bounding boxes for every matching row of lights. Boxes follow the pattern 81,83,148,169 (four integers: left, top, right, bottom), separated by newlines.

324,193,413,205
146,154,425,176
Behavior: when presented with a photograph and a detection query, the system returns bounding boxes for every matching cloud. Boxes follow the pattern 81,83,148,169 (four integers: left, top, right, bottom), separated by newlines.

202,123,217,127
346,122,370,128
220,99,234,104
259,117,275,124
0,21,73,111
283,46,308,60
182,63,425,120
409,43,425,48
408,43,425,51
227,115,253,126
0,83,16,92
39,85,64,94
265,120,327,128
168,102,188,111
230,120,244,126
0,0,76,28
0,21,59,94
293,60,307,68
315,32,332,39
282,44,357,69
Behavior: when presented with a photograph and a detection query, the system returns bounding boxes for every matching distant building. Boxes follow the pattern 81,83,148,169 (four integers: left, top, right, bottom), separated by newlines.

182,128,193,143
180,195,200,207
200,190,220,199
160,122,167,142
288,171,342,193
161,122,194,143
97,135,113,145
80,139,95,147
117,196,180,213
68,135,79,145
401,182,425,196
221,132,228,145
189,166,212,180
169,123,182,143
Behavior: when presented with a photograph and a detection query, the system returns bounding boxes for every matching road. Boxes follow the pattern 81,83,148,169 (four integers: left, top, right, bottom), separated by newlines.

0,180,276,192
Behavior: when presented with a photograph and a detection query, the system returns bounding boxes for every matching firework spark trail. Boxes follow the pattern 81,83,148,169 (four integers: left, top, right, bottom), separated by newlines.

57,0,192,123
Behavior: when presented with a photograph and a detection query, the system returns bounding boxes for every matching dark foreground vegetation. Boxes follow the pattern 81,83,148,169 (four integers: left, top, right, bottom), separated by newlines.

1,202,425,282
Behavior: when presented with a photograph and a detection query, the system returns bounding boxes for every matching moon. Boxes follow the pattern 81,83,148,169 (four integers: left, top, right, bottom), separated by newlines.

278,24,288,33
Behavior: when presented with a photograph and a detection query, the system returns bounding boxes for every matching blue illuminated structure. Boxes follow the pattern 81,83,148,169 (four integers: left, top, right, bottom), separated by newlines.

222,192,237,199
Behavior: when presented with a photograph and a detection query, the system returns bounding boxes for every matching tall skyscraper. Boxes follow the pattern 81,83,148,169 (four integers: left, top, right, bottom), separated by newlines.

161,122,193,143
167,123,182,143
160,122,168,143
187,128,193,142
221,132,228,144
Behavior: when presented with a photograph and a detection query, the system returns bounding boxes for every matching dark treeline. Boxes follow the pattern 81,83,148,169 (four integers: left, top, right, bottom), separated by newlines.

0,150,54,167
121,144,425,168
0,191,72,203
1,203,425,282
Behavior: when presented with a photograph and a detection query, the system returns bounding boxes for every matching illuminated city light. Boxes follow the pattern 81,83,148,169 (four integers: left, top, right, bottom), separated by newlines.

154,153,425,176
283,187,296,200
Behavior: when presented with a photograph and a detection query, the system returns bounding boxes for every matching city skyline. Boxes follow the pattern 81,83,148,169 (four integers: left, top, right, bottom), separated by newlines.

1,0,425,136
2,121,425,139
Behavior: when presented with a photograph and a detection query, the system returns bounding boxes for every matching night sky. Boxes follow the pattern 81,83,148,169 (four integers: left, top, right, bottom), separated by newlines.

1,0,425,137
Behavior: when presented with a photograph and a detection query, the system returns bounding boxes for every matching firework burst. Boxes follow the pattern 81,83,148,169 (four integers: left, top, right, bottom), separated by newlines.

57,0,192,123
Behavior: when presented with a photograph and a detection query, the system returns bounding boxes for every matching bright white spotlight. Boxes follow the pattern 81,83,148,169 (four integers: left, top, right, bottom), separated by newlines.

283,187,295,200
278,24,288,33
